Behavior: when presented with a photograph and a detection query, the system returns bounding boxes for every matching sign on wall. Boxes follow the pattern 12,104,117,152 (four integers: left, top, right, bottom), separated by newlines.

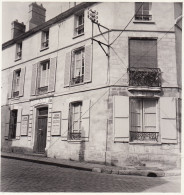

21,115,29,136
51,112,61,136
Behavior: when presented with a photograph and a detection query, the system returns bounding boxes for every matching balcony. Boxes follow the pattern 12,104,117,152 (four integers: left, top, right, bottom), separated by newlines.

135,14,152,21
69,132,81,140
128,67,161,89
71,75,84,85
130,131,159,142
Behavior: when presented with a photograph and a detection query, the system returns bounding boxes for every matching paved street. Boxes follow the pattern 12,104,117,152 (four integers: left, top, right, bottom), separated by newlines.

1,158,181,192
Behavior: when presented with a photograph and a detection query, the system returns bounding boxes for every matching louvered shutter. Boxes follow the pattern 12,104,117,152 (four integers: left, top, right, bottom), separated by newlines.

8,71,13,99
31,63,38,95
61,103,69,140
129,39,157,68
113,96,129,142
5,108,11,139
48,57,57,92
160,97,177,143
81,100,90,141
19,67,26,97
15,107,22,140
64,52,71,87
84,45,92,83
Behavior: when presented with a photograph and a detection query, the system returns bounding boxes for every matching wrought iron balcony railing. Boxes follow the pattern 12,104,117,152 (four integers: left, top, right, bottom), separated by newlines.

71,75,84,85
135,15,152,21
69,132,81,140
128,67,161,87
130,131,159,142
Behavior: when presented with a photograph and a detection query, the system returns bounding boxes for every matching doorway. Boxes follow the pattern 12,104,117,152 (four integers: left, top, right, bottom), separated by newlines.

35,107,48,153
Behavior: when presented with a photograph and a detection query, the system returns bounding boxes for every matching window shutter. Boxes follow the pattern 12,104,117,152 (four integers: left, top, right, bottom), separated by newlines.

61,103,69,141
113,96,129,142
160,97,177,143
81,100,90,141
48,57,57,92
8,71,13,99
19,67,26,97
5,109,11,139
31,63,38,95
84,45,92,83
64,52,71,87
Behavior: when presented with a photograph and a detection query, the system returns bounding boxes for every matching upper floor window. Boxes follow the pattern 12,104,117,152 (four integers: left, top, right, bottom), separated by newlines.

38,60,50,94
13,69,21,97
64,45,92,87
15,42,22,60
128,38,161,87
135,2,152,21
74,12,84,36
41,29,49,49
71,48,84,85
30,57,57,96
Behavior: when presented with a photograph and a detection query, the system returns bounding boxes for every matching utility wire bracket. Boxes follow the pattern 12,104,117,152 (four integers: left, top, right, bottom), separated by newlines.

92,38,109,57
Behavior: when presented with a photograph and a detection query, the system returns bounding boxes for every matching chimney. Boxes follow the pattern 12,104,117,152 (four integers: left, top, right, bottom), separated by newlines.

29,2,46,30
11,20,26,39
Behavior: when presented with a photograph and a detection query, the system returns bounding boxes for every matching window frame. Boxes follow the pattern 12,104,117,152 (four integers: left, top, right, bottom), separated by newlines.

41,29,49,50
9,109,18,140
13,69,21,98
71,47,85,85
74,11,84,37
68,101,83,140
129,98,159,143
15,42,22,61
37,60,50,95
135,2,152,21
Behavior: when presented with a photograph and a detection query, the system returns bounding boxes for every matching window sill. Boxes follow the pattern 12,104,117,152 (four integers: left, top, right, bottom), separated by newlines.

67,140,82,143
73,33,84,39
40,47,49,52
133,20,155,24
15,58,21,62
129,141,161,145
128,86,161,92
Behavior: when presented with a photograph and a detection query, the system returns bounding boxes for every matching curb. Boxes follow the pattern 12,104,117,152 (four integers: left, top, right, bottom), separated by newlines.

2,154,181,177
1,155,92,172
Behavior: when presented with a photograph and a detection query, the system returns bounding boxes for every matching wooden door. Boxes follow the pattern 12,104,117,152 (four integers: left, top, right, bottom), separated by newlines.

37,116,47,153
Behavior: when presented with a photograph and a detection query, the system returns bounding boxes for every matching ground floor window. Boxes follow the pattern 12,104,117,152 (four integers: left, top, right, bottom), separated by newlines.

69,101,82,140
9,110,18,139
130,98,159,142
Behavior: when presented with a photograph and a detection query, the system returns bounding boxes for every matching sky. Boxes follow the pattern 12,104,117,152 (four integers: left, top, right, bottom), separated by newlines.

2,1,70,43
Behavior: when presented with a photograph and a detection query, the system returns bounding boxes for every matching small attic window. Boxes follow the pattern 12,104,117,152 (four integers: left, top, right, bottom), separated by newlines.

41,29,49,49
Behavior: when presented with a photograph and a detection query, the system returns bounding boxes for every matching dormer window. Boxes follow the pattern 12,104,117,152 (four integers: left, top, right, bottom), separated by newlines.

135,2,152,21
41,29,49,49
16,42,22,60
74,12,84,36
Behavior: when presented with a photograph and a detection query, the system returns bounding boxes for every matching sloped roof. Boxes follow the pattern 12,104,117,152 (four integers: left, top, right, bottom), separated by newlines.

2,2,97,50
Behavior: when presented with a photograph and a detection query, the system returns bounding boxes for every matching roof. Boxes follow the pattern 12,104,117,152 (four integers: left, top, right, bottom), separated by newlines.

2,2,97,50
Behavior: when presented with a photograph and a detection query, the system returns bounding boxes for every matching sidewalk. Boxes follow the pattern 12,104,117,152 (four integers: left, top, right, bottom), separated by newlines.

1,152,181,177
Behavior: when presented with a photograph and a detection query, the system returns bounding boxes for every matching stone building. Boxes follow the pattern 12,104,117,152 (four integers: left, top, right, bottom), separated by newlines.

1,2,182,169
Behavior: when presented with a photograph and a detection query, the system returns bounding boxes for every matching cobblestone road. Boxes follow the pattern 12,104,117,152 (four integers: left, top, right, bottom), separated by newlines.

1,158,181,192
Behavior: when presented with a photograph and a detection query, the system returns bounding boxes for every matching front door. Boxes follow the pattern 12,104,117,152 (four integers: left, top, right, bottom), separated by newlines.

36,107,48,153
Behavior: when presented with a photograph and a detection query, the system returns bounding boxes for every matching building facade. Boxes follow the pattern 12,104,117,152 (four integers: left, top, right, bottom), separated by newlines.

2,2,182,169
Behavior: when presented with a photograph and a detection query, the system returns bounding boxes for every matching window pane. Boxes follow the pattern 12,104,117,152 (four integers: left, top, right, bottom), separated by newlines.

144,99,156,113
144,113,156,127
135,2,143,15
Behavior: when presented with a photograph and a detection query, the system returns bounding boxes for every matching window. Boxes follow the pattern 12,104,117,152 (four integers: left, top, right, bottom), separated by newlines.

13,69,21,97
16,42,22,60
69,102,83,140
38,61,50,94
9,110,18,139
130,98,159,142
41,29,49,49
75,12,84,36
128,38,161,87
71,48,84,85
135,2,152,21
